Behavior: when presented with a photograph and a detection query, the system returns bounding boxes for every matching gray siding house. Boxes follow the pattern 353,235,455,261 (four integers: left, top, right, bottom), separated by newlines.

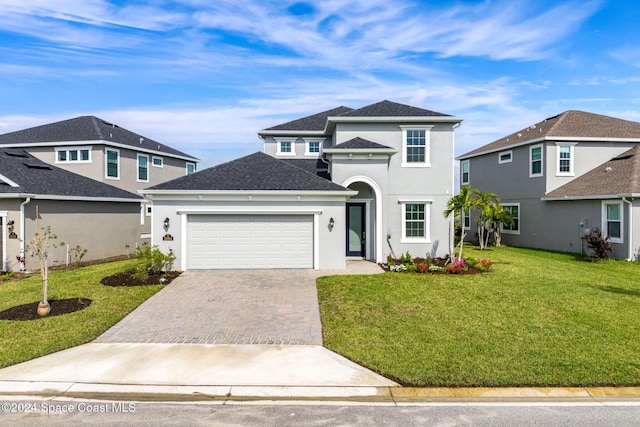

144,100,463,270
0,150,144,272
458,110,640,260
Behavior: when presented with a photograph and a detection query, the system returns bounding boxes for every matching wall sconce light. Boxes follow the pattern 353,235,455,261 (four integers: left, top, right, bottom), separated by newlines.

328,217,335,230
7,220,14,233
163,217,170,229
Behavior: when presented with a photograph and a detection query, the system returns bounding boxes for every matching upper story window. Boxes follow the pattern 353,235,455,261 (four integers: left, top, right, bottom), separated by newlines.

461,160,470,185
137,154,149,182
105,148,119,179
498,150,512,164
56,146,91,163
529,144,543,177
556,143,575,176
275,138,296,156
501,203,520,234
463,208,471,230
602,200,623,243
304,138,324,156
152,156,163,167
400,125,433,167
186,162,196,175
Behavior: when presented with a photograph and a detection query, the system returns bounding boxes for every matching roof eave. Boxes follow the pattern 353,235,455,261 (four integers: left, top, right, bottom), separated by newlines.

541,194,622,201
258,130,327,138
323,148,399,155
458,136,640,160
325,115,463,134
141,189,357,197
0,140,199,162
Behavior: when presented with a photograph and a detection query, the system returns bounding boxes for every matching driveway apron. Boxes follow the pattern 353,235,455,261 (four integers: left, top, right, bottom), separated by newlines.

95,269,325,345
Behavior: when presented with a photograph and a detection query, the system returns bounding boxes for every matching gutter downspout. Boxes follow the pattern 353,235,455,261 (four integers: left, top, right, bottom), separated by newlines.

19,197,31,271
622,197,634,261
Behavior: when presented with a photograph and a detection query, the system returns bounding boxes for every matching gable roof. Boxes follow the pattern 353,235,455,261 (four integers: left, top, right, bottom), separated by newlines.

332,137,394,150
144,152,350,192
544,145,640,199
460,110,640,159
263,106,354,131
0,116,198,161
0,150,141,201
339,100,451,118
260,100,461,137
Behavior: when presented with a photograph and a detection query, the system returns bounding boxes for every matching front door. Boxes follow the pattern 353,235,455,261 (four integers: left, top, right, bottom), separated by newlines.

346,203,365,257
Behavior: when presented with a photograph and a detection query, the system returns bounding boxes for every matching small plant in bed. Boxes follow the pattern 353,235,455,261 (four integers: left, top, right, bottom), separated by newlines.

101,245,181,287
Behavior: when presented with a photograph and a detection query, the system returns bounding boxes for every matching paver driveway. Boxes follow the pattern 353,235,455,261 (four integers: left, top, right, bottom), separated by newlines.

95,263,381,346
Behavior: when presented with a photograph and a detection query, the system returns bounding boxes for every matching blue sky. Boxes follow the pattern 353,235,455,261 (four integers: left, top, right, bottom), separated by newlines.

0,0,639,168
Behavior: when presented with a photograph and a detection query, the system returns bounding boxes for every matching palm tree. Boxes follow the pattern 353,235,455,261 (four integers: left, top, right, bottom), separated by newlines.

473,190,499,250
443,185,476,260
488,204,514,247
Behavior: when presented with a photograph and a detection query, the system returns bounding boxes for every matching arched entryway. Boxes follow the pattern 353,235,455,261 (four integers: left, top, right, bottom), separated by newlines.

342,176,383,263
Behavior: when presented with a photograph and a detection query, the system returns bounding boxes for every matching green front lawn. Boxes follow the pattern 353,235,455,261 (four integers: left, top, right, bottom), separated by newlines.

317,246,640,387
0,260,163,368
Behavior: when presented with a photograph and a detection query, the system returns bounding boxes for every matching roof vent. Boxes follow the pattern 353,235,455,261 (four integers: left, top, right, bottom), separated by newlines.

605,166,612,172
517,133,522,137
5,150,29,158
24,163,52,170
139,138,144,144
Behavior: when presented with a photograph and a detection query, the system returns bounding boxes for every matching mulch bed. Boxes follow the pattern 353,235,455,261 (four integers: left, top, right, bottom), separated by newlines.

100,270,182,287
382,257,485,274
0,298,92,321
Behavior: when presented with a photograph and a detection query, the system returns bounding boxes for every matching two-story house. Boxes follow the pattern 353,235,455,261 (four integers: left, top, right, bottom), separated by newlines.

0,116,199,271
143,100,462,270
457,110,640,260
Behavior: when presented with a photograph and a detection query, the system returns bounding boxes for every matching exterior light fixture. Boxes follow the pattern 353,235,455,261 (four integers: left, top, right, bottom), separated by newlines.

163,217,170,229
329,217,335,230
7,220,14,233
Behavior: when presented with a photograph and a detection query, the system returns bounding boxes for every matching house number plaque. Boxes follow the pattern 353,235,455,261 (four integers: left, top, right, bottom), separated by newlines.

162,234,174,241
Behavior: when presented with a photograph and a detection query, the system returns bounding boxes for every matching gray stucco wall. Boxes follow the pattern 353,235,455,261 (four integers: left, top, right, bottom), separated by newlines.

1,199,146,272
27,145,194,194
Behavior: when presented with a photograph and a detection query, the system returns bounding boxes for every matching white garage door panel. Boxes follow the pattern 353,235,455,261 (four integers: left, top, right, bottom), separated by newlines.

187,214,313,269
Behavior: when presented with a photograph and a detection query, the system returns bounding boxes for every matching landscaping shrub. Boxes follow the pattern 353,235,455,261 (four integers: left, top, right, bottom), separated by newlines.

586,230,614,260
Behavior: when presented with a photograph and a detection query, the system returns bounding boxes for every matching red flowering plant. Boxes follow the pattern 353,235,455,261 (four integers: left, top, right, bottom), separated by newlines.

416,263,429,273
445,259,468,274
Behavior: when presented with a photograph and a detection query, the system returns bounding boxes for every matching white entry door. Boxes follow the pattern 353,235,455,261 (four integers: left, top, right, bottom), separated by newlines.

187,214,313,269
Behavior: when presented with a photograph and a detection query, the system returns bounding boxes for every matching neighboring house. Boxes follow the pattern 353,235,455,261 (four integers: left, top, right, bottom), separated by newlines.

0,116,199,239
143,100,463,270
457,110,640,260
0,149,144,272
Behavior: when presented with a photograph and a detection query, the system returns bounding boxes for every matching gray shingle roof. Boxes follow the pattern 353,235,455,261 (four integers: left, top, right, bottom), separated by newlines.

146,152,349,192
545,145,640,198
339,100,451,117
264,106,354,131
0,150,141,200
262,100,455,133
332,137,394,150
0,116,198,160
281,158,331,180
460,110,640,158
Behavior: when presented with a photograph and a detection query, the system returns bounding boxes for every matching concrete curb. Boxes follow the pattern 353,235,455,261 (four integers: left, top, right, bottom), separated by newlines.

1,382,640,404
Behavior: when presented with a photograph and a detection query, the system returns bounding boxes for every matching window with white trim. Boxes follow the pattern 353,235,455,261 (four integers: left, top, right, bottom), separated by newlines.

400,200,431,242
401,125,433,167
602,200,623,243
56,146,91,163
529,144,543,177
461,160,470,185
152,156,163,167
105,148,119,179
275,138,296,156
498,150,512,164
186,162,196,175
137,154,149,182
556,144,575,176
501,203,520,234
304,139,323,156
463,208,471,230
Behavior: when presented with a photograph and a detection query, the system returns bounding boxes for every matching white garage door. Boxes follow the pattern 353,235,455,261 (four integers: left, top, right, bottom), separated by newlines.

187,214,313,269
